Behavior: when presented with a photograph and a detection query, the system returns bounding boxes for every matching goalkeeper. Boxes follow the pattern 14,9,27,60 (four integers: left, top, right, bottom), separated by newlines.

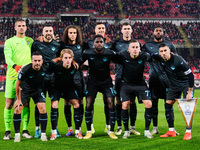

3,19,33,140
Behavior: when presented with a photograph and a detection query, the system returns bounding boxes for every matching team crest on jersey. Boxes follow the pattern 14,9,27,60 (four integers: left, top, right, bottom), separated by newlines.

90,57,95,60
77,45,81,49
42,73,45,76
18,73,22,79
4,45,6,50
71,70,75,74
171,66,175,70
52,47,56,51
138,60,142,64
125,60,130,63
103,58,108,62
150,47,154,49
161,62,164,65
39,47,43,50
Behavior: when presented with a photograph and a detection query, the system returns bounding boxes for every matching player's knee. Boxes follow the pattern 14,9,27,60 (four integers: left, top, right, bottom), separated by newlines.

51,101,58,108
5,100,14,109
116,97,122,105
6,103,13,109
37,103,46,113
122,101,130,110
14,107,23,114
73,103,80,108
86,103,93,110
166,100,175,105
143,100,152,108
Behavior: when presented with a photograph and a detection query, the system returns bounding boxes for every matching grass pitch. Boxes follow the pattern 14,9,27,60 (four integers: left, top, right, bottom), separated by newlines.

0,90,200,150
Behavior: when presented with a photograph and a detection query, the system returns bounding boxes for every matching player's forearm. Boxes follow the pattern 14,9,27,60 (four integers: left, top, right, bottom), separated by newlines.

188,72,194,88
15,86,21,101
4,49,15,67
188,87,193,94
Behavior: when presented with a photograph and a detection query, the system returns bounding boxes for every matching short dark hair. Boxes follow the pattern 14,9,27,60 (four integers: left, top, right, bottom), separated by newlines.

159,43,169,49
93,34,104,41
43,23,52,28
95,22,105,27
129,39,139,44
154,26,164,32
32,51,42,57
122,22,131,26
15,18,25,26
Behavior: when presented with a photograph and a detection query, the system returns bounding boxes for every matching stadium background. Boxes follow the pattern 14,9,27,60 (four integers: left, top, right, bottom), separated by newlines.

0,0,199,149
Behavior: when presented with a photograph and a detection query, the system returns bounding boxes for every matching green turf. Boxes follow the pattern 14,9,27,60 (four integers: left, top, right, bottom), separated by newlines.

0,90,200,150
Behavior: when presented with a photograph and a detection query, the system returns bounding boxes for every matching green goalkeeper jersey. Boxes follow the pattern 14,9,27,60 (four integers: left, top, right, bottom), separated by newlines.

4,36,33,80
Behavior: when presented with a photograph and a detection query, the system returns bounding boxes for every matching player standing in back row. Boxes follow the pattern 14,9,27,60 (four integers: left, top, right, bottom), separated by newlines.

142,26,177,135
3,19,33,140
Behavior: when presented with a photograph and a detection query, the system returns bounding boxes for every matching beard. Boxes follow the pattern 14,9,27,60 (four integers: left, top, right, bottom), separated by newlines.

34,65,40,70
154,34,163,41
96,47,103,52
45,34,53,41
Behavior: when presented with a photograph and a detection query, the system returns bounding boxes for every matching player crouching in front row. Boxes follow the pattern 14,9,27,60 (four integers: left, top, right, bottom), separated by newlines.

14,52,48,142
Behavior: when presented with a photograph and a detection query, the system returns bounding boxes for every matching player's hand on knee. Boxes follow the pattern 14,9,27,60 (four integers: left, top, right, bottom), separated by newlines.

14,100,23,111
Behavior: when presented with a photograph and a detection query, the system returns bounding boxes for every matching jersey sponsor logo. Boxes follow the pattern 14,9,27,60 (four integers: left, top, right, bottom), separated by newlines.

29,76,33,78
150,47,154,49
39,47,44,50
41,73,45,76
171,66,175,70
118,44,123,47
52,47,56,51
90,57,95,60
184,69,192,75
104,45,108,48
138,60,142,64
103,58,108,62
